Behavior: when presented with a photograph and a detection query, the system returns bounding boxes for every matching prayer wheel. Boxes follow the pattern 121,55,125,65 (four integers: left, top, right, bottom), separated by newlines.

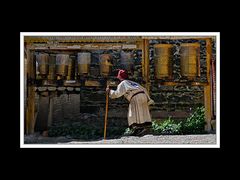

120,51,134,72
47,54,56,80
56,54,69,76
36,53,49,75
67,57,74,80
180,43,200,79
77,52,91,75
154,44,173,79
99,54,112,76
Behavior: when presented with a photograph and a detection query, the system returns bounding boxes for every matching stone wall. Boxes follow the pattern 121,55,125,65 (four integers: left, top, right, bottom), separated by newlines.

150,85,204,119
149,39,207,82
148,39,209,119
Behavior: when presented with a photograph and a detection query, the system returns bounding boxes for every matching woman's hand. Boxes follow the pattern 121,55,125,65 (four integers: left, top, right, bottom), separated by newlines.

106,85,110,93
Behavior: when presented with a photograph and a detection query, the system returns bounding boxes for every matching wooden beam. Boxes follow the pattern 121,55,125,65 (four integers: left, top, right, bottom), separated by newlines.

31,45,141,51
158,81,209,86
204,38,212,131
141,40,145,85
24,36,142,43
26,86,36,134
142,36,216,40
26,49,36,134
85,80,101,87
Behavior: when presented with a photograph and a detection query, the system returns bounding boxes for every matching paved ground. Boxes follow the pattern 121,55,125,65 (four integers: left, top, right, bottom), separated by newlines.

24,133,216,145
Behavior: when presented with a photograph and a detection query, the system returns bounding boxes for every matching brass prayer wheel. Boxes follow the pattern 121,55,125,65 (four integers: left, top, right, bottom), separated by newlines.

154,44,173,79
100,54,112,76
36,53,49,75
180,43,200,79
56,54,69,76
67,57,74,80
47,54,56,80
120,51,134,72
77,52,91,75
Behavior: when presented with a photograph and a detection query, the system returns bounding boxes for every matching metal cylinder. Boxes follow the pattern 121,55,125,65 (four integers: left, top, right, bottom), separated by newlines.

36,53,49,75
77,52,91,75
47,54,56,80
56,54,69,76
67,57,74,80
180,43,200,79
154,44,173,79
100,54,112,76
120,51,134,72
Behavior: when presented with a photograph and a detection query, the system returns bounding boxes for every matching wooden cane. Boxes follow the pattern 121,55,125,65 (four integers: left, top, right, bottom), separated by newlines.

104,86,109,142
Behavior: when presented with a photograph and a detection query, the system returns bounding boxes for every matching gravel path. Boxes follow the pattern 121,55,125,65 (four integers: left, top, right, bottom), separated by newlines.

24,134,216,145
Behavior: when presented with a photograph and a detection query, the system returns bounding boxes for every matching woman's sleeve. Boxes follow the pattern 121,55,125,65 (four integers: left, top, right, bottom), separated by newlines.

109,81,127,99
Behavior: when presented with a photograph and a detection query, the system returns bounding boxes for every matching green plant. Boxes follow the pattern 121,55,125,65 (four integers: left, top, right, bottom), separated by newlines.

123,127,132,135
151,106,206,135
152,117,182,135
182,106,206,134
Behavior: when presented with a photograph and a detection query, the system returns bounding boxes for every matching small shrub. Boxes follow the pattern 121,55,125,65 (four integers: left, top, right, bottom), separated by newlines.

152,106,206,135
182,106,206,134
123,127,132,135
152,117,182,135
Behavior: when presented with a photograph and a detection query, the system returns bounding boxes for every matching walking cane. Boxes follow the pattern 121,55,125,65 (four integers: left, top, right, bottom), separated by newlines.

104,85,109,142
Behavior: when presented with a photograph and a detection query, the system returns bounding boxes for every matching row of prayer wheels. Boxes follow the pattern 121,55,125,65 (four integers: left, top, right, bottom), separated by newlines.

36,43,200,81
36,52,134,80
36,53,113,79
154,43,200,80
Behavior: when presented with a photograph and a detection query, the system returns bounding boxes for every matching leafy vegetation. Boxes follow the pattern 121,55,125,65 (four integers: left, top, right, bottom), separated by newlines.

182,106,206,134
48,106,206,138
152,117,182,135
151,106,206,135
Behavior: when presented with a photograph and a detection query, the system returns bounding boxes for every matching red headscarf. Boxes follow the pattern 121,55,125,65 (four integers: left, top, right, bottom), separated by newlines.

117,69,128,80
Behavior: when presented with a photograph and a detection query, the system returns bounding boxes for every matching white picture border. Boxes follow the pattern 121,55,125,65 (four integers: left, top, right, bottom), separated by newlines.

20,32,220,148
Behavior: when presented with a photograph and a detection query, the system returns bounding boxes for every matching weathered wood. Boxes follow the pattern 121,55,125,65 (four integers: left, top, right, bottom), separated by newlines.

142,36,216,40
29,43,141,51
197,46,201,77
26,49,36,134
24,36,142,43
141,39,145,85
204,85,212,131
211,58,216,119
204,38,212,131
26,87,36,134
136,40,143,49
159,82,209,86
85,80,100,87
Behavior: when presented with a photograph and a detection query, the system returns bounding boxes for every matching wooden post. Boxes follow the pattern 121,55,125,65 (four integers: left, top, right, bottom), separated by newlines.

204,38,212,131
141,39,145,84
26,48,36,134
142,39,150,93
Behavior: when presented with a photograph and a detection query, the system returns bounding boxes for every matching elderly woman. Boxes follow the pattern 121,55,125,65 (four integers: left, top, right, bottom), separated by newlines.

106,69,154,136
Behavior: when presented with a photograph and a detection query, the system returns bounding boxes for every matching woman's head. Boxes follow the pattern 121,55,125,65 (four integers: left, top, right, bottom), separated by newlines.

117,69,128,81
